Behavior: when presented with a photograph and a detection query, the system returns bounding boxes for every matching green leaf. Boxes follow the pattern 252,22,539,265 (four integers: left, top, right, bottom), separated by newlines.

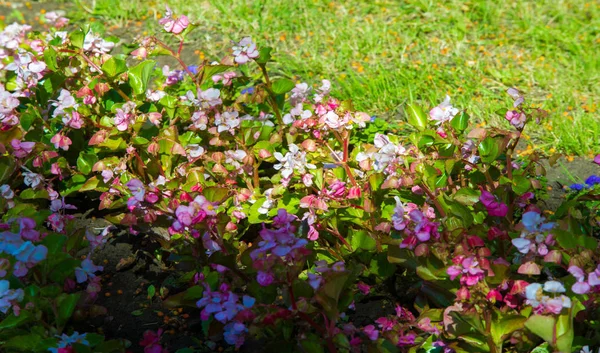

451,112,469,131
0,156,16,184
77,152,99,175
0,311,32,330
271,78,295,95
101,57,127,78
512,175,530,194
43,47,59,71
128,60,156,95
315,272,349,319
256,47,273,64
478,137,500,164
147,285,156,299
405,104,428,131
3,333,43,351
554,229,578,250
69,29,86,49
525,315,555,344
80,176,100,192
369,253,396,278
349,230,376,251
453,188,481,206
58,293,81,326
300,334,325,353
42,233,67,255
203,187,228,203
19,188,49,199
491,312,526,348
201,65,232,82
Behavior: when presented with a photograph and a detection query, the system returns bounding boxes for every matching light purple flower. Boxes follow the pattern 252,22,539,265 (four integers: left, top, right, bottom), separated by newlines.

232,37,259,64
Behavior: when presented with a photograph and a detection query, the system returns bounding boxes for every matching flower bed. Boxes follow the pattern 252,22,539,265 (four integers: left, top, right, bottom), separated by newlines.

1,6,600,353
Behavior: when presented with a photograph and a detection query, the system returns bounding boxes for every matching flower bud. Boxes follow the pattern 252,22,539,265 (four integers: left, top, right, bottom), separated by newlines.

212,163,228,174
456,287,470,301
147,142,159,155
301,139,317,152
211,152,225,163
347,186,361,199
258,149,271,159
543,250,562,264
486,289,503,303
414,243,429,257
225,222,238,232
180,192,193,202
517,261,541,275
269,133,282,144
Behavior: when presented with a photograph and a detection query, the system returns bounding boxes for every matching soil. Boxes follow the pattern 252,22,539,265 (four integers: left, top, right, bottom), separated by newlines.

3,1,599,351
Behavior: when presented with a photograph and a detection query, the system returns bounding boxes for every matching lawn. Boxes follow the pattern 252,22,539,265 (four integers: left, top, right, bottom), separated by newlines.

22,0,600,155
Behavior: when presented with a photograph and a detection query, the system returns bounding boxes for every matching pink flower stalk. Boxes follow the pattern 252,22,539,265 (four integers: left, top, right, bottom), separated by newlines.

159,6,189,35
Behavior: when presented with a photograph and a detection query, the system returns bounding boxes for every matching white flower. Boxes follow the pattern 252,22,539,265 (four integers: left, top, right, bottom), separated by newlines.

146,89,166,102
429,95,459,124
511,236,531,254
543,280,566,293
187,144,205,159
0,184,14,199
257,188,274,214
200,88,222,107
22,170,44,189
232,37,259,64
273,144,316,180
83,32,114,54
215,111,240,133
289,82,310,105
525,282,543,307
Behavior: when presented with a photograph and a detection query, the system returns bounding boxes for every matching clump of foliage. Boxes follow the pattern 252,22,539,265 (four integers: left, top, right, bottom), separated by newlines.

1,7,599,353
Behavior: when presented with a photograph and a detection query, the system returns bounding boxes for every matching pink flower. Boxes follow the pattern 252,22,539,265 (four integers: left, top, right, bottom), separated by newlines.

363,325,379,341
63,111,83,129
159,6,189,34
594,154,600,165
212,72,236,86
10,139,35,158
256,271,274,286
50,133,72,151
479,189,508,217
357,282,371,295
505,110,526,129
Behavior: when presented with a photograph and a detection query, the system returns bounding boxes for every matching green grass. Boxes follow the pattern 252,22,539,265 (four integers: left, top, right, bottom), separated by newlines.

57,0,600,154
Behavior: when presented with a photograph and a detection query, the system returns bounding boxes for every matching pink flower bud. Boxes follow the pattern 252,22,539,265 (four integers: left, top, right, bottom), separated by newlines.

225,222,238,232
456,287,470,301
414,243,429,257
518,261,541,275
347,186,361,199
147,142,159,155
258,149,271,159
486,289,503,303
301,139,317,152
544,250,562,264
